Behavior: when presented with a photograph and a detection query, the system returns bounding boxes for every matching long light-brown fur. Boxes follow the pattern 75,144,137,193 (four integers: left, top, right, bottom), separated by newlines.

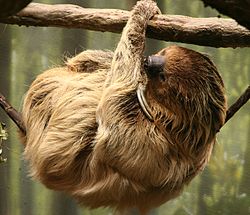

20,1,227,214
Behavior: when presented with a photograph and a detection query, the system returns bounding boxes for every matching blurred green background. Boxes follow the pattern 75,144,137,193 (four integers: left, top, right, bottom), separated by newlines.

0,0,249,214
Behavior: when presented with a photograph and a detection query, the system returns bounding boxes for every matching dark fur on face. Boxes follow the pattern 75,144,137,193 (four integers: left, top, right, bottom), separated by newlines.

19,1,227,214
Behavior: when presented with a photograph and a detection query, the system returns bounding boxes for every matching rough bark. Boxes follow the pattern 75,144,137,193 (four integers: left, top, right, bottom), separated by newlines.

225,86,250,124
0,3,250,48
201,0,250,30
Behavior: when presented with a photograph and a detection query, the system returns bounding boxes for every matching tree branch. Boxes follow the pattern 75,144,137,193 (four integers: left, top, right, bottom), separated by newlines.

201,0,250,30
0,93,25,133
0,3,250,48
225,86,250,124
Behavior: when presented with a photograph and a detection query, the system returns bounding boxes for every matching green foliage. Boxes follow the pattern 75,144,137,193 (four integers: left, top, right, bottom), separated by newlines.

0,122,7,163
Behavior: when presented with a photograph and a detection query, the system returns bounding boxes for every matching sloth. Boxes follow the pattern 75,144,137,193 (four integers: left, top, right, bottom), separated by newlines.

20,0,227,214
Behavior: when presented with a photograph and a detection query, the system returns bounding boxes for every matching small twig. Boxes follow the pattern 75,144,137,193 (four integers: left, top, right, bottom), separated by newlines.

224,85,250,124
0,93,25,133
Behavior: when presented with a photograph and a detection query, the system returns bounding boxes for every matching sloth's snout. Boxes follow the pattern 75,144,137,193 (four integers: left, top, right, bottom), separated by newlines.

144,55,165,78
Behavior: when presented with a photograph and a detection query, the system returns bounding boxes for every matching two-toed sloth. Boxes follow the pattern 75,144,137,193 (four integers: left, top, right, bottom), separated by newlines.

20,0,227,214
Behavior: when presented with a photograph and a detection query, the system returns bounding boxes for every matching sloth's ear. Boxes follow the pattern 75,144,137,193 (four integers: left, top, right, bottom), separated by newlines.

144,55,165,78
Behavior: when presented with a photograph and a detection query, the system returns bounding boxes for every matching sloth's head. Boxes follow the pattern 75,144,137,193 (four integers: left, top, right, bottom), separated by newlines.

142,46,227,148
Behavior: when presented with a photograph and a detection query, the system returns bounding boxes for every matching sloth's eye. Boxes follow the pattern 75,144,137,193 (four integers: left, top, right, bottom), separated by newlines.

159,72,166,82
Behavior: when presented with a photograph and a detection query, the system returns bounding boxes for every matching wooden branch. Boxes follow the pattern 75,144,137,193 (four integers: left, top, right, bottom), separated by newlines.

201,0,250,30
225,86,250,124
0,93,25,133
0,3,250,48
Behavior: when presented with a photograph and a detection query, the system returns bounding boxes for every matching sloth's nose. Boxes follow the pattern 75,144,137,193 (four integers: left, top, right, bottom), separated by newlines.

144,55,165,78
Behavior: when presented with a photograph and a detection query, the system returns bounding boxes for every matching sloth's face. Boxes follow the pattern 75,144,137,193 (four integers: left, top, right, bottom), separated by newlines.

144,46,226,132
146,46,225,110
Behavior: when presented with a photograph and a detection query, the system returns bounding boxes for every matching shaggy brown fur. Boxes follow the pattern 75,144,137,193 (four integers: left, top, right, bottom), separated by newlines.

20,0,227,214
